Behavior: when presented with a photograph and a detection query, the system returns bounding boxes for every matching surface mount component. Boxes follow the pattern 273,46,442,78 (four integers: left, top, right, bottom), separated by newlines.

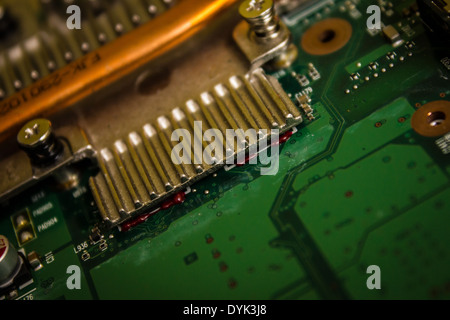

11,209,36,246
90,68,302,227
0,235,20,287
0,235,33,297
382,25,404,47
436,132,450,154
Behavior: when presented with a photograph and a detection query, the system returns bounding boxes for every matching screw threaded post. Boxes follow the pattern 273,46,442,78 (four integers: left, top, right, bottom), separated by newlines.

239,0,280,38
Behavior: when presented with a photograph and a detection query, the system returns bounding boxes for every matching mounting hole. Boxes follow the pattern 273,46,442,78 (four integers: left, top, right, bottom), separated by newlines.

411,100,450,137
319,29,336,43
427,111,446,127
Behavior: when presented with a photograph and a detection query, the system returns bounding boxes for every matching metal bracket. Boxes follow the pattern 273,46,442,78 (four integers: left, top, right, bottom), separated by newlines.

233,19,292,71
0,126,96,202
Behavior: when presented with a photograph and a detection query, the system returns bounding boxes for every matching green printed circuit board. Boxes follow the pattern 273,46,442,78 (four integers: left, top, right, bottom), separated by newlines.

0,0,449,300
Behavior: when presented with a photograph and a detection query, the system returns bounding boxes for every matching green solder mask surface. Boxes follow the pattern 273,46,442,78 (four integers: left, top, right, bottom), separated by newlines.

1,0,450,300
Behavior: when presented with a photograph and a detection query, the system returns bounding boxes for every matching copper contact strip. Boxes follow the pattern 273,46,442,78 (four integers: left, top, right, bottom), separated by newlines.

89,69,303,227
127,132,166,197
170,108,207,172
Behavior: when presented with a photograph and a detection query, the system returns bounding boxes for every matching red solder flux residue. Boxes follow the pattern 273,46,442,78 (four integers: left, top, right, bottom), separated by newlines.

236,129,294,167
275,129,294,145
119,191,186,232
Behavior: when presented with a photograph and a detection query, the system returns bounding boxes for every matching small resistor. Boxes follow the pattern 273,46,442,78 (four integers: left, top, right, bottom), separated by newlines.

296,94,315,121
308,63,321,81
291,71,310,87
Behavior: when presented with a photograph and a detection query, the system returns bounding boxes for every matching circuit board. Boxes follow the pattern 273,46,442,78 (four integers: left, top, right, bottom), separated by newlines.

0,0,449,300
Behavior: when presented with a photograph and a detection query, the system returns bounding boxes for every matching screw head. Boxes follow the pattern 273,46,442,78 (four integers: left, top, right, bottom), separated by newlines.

239,0,273,20
17,119,52,149
17,118,63,166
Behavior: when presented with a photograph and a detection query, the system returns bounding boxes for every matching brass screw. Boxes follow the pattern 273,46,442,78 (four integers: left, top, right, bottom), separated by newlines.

239,0,280,38
17,119,63,166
